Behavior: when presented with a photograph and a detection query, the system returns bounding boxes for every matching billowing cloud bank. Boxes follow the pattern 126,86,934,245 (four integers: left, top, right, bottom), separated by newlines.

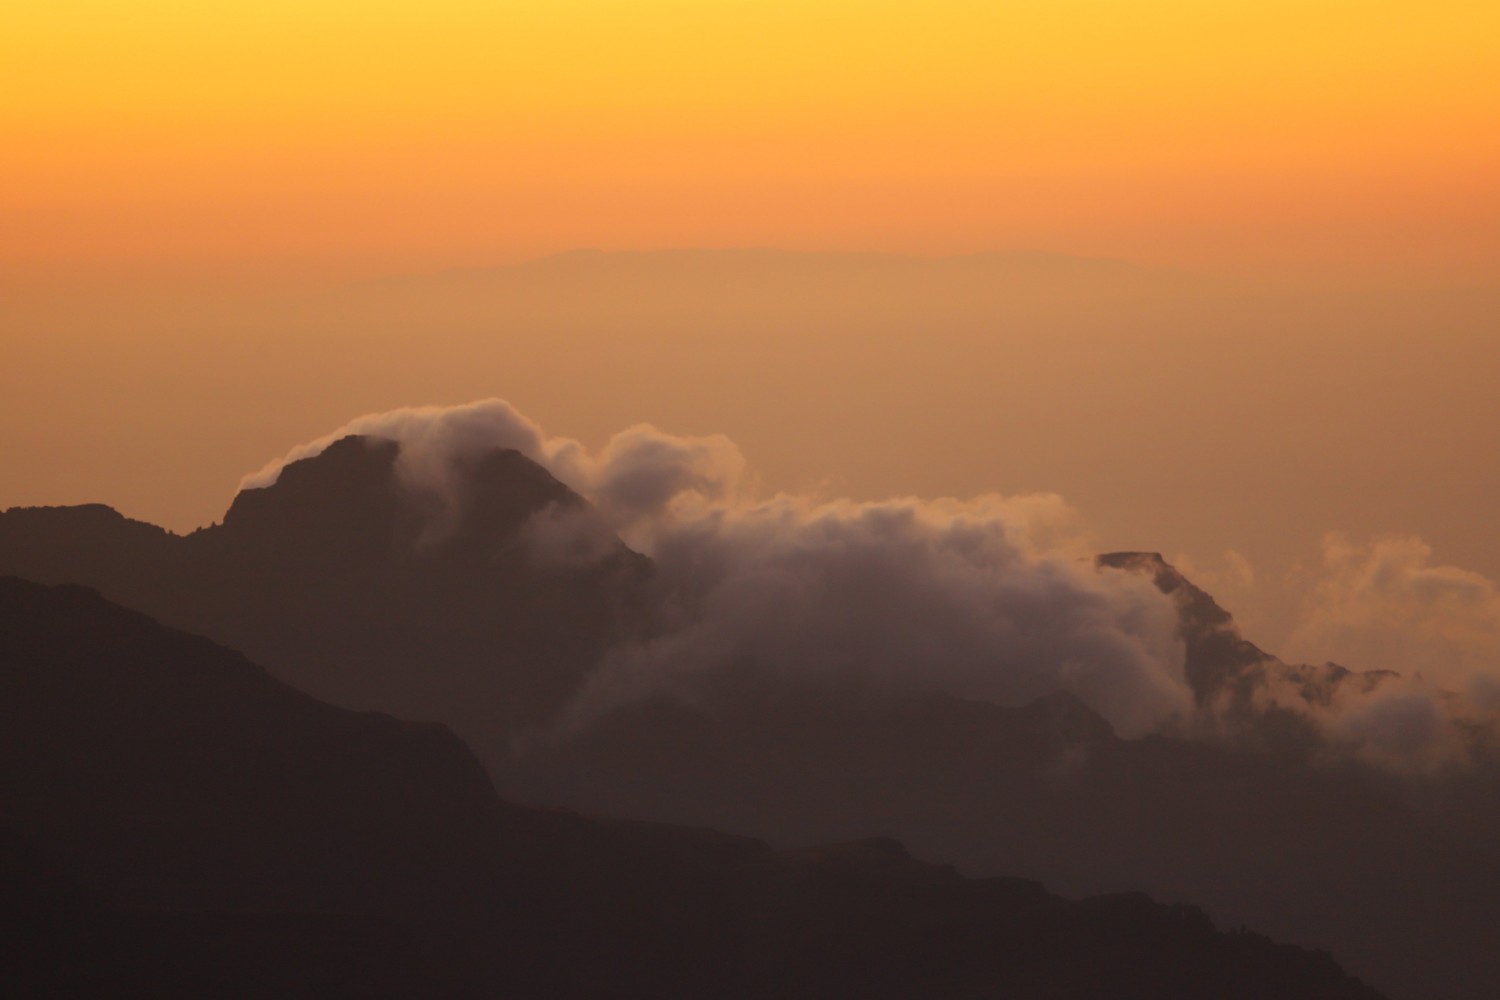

1265,534,1500,767
244,399,1189,736
566,494,1188,737
244,399,1498,757
1287,534,1500,700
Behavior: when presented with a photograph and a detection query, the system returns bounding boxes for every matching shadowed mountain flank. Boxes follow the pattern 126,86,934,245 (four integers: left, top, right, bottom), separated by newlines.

0,436,650,759
0,576,513,915
0,577,1383,999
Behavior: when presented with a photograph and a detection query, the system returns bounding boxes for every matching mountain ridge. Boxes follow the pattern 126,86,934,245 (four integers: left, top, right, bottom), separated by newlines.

3,436,1498,999
1,575,1383,999
0,435,649,753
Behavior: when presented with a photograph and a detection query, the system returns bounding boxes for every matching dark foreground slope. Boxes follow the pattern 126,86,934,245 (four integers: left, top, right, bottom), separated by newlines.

0,577,1380,999
3,442,1496,999
503,684,1500,1000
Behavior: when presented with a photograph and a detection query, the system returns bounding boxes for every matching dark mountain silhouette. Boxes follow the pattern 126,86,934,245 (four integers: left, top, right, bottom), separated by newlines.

503,680,1500,1000
505,554,1500,1000
0,436,649,762
0,574,515,916
3,440,1498,998
0,577,1382,999
1097,551,1399,745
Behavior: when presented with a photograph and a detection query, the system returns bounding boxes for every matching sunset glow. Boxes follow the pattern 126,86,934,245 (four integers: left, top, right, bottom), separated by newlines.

6,1,1499,281
7,7,1500,998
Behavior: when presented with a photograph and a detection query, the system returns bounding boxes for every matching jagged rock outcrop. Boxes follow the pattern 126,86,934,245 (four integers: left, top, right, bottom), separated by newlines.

1097,551,1401,748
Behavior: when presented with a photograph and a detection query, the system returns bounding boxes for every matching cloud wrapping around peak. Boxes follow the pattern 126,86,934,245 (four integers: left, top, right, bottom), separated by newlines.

239,399,548,492
1190,533,1500,768
242,398,1190,736
1287,534,1500,698
590,426,746,522
239,399,1499,760
240,398,746,528
568,493,1191,738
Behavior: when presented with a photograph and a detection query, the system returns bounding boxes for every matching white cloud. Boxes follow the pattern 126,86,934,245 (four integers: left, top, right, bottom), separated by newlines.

1286,533,1500,696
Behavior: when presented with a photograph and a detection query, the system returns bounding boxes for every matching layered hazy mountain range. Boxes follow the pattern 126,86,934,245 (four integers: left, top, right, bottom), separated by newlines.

5,399,1498,998
2,576,1381,999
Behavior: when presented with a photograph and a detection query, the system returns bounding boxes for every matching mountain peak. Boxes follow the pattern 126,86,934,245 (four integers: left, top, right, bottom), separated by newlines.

223,434,401,526
1097,551,1270,706
223,434,583,549
1096,551,1226,620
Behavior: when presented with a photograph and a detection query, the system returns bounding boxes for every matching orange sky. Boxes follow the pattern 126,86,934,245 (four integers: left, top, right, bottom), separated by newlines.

3,2,1500,662
5,1,1499,284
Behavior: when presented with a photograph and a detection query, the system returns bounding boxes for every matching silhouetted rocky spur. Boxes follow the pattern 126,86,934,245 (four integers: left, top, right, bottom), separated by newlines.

1097,551,1402,746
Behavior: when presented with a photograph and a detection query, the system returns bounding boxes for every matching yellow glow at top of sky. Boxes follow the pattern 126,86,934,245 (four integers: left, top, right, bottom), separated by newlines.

5,1,1498,130
4,1,1497,282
